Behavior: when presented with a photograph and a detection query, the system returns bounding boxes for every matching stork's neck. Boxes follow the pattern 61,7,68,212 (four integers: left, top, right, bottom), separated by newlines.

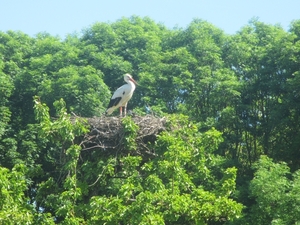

127,80,136,89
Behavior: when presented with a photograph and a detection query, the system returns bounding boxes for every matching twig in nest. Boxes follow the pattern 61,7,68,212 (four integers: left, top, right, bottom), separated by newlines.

77,115,166,159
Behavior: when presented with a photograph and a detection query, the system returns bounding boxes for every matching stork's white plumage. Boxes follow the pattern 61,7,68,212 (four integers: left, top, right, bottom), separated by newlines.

105,74,137,116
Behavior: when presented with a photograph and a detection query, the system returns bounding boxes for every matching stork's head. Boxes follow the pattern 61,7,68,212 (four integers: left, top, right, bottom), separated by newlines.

124,73,137,85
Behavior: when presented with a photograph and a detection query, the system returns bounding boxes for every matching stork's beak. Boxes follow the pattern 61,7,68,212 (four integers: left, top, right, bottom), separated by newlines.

130,77,138,85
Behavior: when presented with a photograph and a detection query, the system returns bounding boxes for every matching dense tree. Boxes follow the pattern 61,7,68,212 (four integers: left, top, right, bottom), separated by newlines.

0,16,300,224
33,103,243,224
247,156,300,224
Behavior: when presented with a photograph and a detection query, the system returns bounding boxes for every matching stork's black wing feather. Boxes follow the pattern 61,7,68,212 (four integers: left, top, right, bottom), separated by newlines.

107,97,122,108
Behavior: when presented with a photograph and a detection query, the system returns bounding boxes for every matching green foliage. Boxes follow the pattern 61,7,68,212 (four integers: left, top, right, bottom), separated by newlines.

33,97,89,223
1,16,300,224
0,164,34,224
122,116,139,151
34,97,88,142
87,115,242,224
39,65,110,117
245,156,300,225
0,62,13,137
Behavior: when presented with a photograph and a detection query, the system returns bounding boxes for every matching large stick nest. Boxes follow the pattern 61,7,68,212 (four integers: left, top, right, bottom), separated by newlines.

80,115,167,159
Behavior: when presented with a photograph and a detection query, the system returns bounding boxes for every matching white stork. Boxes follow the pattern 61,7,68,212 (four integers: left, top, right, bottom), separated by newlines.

105,73,137,116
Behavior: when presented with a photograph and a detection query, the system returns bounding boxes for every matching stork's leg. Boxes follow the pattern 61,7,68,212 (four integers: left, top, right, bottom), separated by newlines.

124,103,128,116
119,107,122,116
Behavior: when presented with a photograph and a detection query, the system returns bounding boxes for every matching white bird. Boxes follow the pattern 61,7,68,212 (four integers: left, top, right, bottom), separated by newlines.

105,73,137,116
